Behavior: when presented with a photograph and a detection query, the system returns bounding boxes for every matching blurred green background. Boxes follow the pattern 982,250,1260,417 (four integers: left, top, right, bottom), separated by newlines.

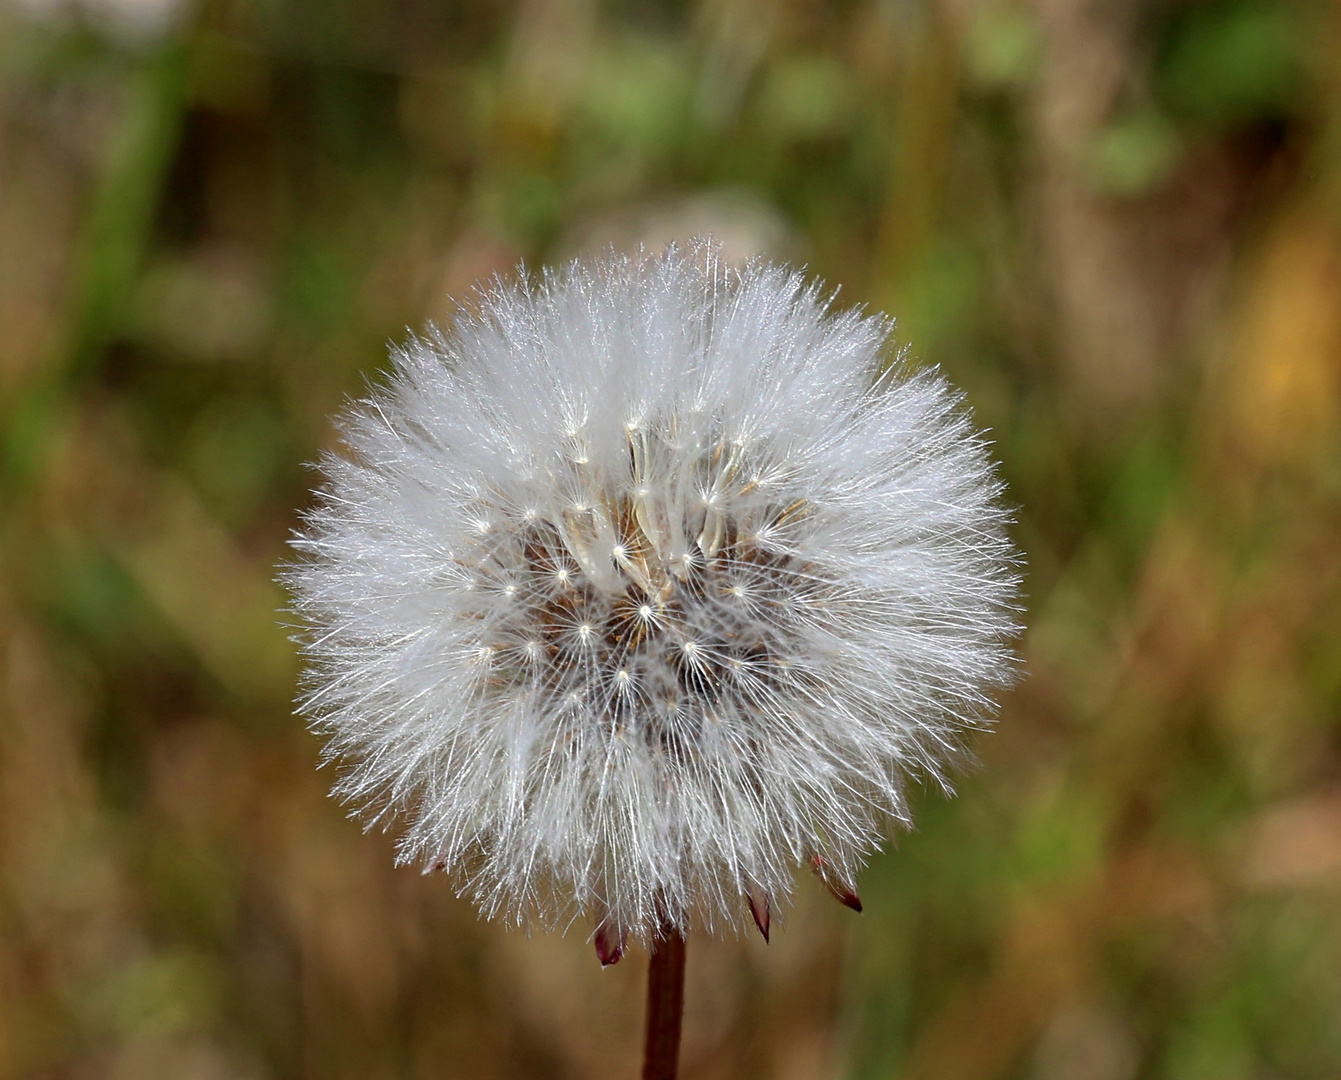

2,0,1340,1077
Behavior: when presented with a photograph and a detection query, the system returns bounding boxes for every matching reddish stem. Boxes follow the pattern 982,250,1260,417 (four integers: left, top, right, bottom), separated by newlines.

642,928,686,1080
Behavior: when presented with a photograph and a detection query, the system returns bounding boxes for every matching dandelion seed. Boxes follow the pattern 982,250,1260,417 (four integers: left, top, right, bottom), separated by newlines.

284,242,1021,1076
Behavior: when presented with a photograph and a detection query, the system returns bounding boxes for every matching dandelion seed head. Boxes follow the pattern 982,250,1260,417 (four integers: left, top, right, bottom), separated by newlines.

285,243,1022,944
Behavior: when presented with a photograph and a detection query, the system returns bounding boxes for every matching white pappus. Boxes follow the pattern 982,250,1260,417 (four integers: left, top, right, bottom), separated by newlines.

285,244,1022,955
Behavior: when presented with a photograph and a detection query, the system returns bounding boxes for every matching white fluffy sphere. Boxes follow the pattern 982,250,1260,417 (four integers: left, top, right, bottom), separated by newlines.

286,245,1021,946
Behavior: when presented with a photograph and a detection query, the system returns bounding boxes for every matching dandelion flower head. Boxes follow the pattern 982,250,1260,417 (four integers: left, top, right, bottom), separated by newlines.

287,245,1021,946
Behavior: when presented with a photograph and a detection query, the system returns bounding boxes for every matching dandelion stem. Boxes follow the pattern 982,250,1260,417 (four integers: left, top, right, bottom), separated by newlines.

642,927,686,1080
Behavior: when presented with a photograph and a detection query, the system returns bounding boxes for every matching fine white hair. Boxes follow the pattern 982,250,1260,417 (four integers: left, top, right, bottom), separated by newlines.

286,243,1021,945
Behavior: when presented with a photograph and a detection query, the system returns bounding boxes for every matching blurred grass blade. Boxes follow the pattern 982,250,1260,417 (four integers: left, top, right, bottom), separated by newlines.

3,46,188,494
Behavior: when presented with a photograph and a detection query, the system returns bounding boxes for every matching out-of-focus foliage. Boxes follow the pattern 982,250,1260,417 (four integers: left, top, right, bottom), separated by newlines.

1,0,1339,1078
